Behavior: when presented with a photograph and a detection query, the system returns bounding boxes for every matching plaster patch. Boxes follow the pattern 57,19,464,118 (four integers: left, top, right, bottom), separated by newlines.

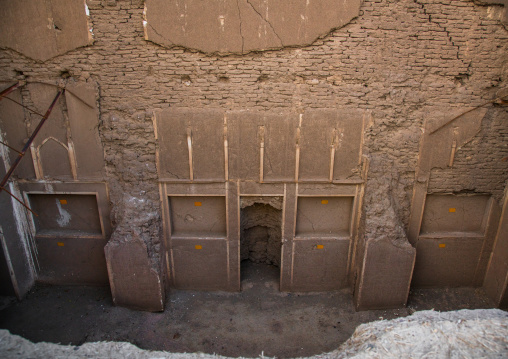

55,198,71,227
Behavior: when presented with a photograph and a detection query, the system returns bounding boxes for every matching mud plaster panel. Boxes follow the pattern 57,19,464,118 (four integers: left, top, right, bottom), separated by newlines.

171,238,229,290
35,235,108,285
23,185,111,285
28,193,107,286
421,108,486,171
228,111,299,181
484,191,508,307
169,196,227,238
164,183,226,195
144,0,361,54
291,239,350,291
355,240,416,311
297,183,358,196
105,240,164,312
156,109,225,180
412,237,485,288
408,108,488,245
226,184,240,290
262,113,299,181
227,112,260,181
18,181,112,238
295,197,353,238
39,140,73,179
300,110,365,181
239,182,284,196
420,194,491,235
0,0,91,61
280,183,297,291
0,87,35,179
65,82,105,180
28,194,102,235
27,84,69,175
414,194,498,288
475,202,502,287
0,82,104,181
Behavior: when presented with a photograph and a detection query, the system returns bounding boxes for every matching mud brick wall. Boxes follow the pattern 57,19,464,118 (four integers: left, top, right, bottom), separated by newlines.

0,0,507,309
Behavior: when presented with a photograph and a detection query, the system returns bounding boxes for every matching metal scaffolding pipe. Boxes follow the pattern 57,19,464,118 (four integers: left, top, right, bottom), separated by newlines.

0,89,64,192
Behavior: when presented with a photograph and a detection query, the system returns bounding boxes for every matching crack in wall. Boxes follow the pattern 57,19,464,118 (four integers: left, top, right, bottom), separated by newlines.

413,0,462,61
265,149,275,175
297,209,316,232
244,0,284,47
166,170,182,179
236,0,245,53
142,0,362,54
146,22,175,46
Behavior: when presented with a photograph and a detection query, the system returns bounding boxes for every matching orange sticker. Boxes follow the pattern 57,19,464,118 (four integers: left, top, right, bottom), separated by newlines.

59,199,67,205
195,245,202,250
321,200,328,205
57,242,65,247
449,208,456,213
316,245,324,249
194,202,202,207
439,243,446,248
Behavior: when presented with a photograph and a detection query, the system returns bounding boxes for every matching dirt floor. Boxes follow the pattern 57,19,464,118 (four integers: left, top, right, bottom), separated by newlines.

0,262,498,358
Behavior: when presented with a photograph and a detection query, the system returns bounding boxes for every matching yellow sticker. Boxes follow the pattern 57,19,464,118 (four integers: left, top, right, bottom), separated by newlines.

195,245,202,250
439,243,446,248
194,202,202,207
321,200,328,205
57,242,65,247
60,199,67,205
316,245,324,249
449,208,456,213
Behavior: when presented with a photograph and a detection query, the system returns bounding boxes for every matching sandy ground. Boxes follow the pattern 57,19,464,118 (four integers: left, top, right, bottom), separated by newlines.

0,262,498,358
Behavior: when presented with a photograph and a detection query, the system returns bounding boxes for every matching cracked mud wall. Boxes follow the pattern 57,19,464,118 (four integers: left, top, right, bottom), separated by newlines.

143,0,362,54
0,0,507,309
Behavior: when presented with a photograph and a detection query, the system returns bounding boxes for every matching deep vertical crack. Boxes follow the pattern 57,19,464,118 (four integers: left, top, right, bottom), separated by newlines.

236,0,245,53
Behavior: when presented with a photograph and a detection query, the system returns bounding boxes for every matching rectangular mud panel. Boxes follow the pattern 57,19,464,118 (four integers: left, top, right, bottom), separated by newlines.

291,238,350,291
171,238,230,290
28,193,108,285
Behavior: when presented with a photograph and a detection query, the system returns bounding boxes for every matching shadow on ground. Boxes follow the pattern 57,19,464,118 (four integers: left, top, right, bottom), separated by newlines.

0,262,496,358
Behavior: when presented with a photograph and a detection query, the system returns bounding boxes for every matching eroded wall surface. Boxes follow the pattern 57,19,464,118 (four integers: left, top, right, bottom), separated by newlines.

0,0,507,310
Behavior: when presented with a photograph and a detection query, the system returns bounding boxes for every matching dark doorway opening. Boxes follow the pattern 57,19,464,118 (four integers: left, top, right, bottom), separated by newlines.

240,197,282,289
